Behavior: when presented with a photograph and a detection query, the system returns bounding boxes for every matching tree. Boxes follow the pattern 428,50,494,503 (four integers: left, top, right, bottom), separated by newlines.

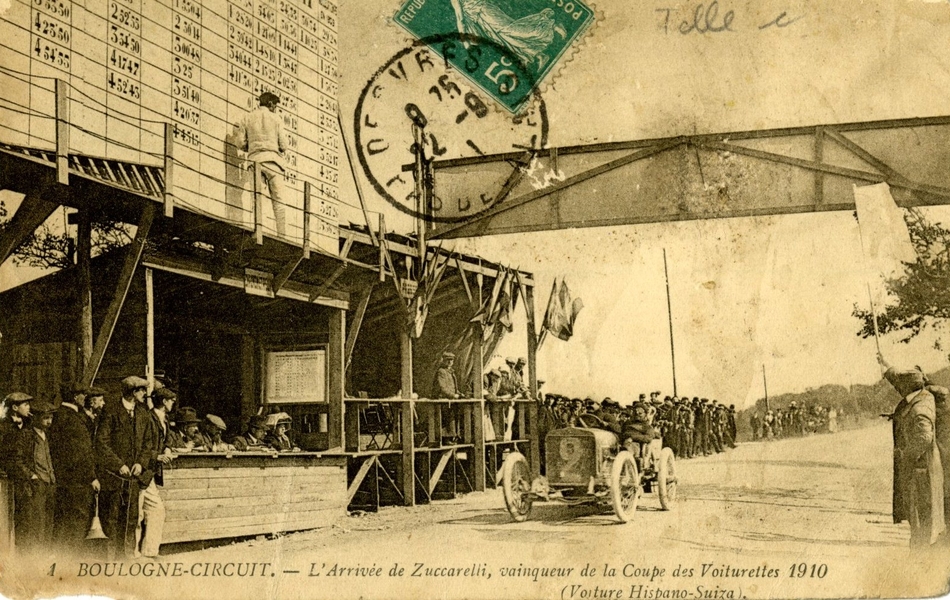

0,200,131,270
853,208,950,347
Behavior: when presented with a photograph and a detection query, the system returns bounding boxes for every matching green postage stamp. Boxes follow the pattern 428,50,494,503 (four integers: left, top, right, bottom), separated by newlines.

393,0,596,113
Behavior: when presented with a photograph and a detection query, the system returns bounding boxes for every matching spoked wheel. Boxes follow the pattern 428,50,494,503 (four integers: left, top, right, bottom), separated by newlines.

610,451,640,523
657,447,678,510
501,452,533,522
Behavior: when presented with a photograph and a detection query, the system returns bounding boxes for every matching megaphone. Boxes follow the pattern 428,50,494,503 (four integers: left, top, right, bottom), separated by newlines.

86,493,108,540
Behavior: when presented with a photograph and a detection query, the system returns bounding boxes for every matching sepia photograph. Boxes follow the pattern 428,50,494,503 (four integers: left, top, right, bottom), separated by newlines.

0,0,949,598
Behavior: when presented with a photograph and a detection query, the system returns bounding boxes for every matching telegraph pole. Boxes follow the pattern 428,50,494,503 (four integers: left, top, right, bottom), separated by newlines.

663,249,677,396
763,365,770,412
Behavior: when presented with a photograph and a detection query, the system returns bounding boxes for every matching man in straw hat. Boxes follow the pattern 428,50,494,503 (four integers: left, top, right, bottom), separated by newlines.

878,353,946,548
49,385,100,554
95,376,158,558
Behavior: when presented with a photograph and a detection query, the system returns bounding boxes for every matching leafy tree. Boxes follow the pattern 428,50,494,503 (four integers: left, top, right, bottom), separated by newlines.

0,199,131,270
853,208,950,347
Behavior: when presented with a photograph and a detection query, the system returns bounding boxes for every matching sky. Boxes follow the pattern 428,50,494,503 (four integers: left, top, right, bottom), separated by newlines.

5,0,950,407
332,0,950,406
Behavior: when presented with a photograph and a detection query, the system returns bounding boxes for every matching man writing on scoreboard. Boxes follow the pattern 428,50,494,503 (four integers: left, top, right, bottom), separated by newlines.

238,91,288,237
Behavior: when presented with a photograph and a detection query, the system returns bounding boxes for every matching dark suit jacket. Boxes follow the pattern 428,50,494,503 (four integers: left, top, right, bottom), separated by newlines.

95,399,158,490
48,405,97,486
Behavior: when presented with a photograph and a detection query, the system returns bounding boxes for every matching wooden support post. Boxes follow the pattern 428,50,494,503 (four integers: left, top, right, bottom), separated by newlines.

164,123,175,217
400,400,415,506
400,327,413,400
55,79,69,185
524,282,541,478
77,207,93,377
309,264,347,302
429,450,453,495
378,214,387,282
344,285,373,372
81,204,157,388
400,326,415,506
328,308,345,451
473,400,485,491
814,128,824,205
253,161,264,245
347,456,376,505
145,267,155,395
272,256,304,295
472,327,486,491
240,336,257,418
344,403,360,452
0,189,58,267
302,181,312,259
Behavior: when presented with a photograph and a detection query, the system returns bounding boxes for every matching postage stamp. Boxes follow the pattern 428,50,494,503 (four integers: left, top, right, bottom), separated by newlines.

392,0,597,113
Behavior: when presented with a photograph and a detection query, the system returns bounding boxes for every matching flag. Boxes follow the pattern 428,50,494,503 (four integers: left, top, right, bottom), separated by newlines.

542,278,584,342
853,183,917,307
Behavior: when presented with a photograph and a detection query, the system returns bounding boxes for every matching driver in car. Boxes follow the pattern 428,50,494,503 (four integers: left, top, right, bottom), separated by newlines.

622,403,658,460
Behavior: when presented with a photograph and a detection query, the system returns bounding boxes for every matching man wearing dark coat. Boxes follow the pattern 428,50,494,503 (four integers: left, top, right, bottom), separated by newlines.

95,376,158,558
926,383,950,545
49,386,100,554
10,400,58,554
880,356,946,548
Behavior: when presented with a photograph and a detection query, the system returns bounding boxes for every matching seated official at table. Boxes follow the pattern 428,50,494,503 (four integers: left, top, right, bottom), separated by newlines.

232,415,269,451
265,413,300,452
168,407,205,451
200,415,235,452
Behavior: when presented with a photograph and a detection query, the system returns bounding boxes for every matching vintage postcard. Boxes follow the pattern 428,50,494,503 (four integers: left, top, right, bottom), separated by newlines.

1,0,950,598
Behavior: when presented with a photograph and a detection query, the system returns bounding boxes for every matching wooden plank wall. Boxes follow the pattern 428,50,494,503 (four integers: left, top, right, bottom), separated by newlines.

7,342,76,403
162,458,347,544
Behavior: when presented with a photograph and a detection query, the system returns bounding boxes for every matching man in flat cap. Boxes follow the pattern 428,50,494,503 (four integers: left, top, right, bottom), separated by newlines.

0,392,32,475
49,385,100,554
10,399,57,554
879,353,945,548
237,90,288,237
432,352,461,442
95,376,158,558
135,387,177,559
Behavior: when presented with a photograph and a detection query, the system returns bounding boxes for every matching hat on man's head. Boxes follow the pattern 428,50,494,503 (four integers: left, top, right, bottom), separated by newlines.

31,400,56,416
4,392,32,406
884,367,926,398
174,407,201,424
516,357,526,365
259,91,280,106
505,357,516,365
121,376,149,395
205,414,227,432
152,387,178,403
441,351,456,360
248,415,268,430
86,387,106,399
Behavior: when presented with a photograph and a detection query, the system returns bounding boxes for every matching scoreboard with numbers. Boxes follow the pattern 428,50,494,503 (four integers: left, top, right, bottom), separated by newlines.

0,0,340,254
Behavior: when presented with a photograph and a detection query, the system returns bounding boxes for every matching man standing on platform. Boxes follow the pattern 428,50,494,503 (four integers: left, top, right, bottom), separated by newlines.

49,385,100,555
238,91,288,237
95,376,158,559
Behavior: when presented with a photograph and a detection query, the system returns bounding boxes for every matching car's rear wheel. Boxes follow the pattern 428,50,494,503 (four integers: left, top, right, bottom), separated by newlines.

610,451,640,523
657,446,678,510
501,452,533,522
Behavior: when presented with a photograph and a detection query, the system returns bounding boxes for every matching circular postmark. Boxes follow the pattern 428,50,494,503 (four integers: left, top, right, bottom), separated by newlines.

354,32,549,224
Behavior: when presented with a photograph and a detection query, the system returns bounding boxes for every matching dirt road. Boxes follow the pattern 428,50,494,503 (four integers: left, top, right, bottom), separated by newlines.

8,423,949,600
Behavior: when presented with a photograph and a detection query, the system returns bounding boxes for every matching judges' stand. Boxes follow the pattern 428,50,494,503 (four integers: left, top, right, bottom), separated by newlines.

340,397,538,512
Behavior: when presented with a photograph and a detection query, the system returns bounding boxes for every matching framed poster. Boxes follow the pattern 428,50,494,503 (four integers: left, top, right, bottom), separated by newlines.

264,348,326,403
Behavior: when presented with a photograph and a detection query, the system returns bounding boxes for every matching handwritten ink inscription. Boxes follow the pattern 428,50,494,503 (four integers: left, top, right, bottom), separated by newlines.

655,2,803,35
